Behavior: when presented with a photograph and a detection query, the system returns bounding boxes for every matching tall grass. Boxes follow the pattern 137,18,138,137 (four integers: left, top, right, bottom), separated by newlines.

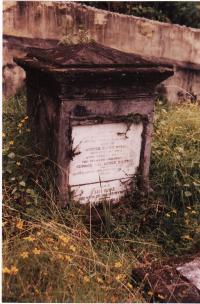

2,95,200,302
151,101,200,209
151,101,200,254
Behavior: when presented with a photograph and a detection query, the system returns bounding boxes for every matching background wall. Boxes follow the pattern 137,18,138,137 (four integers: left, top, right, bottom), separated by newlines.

3,1,200,102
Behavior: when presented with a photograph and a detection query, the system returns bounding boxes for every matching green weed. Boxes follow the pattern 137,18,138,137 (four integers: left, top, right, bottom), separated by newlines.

2,95,200,302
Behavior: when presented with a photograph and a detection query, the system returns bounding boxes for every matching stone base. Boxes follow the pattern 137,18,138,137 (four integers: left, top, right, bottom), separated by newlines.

132,253,200,303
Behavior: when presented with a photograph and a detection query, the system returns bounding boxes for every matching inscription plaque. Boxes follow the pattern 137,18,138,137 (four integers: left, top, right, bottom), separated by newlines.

69,122,143,204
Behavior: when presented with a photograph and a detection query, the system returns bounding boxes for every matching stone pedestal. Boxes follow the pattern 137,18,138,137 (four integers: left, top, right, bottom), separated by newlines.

15,42,173,206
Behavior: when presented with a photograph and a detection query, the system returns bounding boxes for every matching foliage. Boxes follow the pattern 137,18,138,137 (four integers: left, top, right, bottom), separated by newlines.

151,101,200,208
2,94,148,302
82,1,200,28
151,101,200,254
59,24,93,46
2,94,200,302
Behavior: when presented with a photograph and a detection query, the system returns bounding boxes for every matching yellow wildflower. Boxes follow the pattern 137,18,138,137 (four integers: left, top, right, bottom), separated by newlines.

59,235,70,244
96,277,103,284
3,267,11,274
65,255,72,262
165,213,170,218
16,161,21,166
127,282,133,289
24,236,35,242
114,261,123,268
172,209,177,214
191,210,197,215
33,248,41,255
20,251,29,259
10,266,19,275
16,220,23,230
9,140,14,145
116,274,126,282
57,254,64,260
83,276,90,283
69,245,76,252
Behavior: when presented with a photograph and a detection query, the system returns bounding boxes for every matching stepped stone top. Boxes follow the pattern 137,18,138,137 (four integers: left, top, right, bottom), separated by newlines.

14,41,173,76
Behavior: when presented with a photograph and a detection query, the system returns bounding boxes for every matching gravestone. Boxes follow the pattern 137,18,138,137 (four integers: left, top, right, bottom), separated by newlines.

15,42,173,206
177,256,200,291
132,253,200,303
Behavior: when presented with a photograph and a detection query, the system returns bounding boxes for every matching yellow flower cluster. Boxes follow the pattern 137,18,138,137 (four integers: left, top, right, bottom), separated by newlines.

17,116,29,133
3,266,19,275
83,276,90,283
65,255,72,262
16,220,24,230
57,253,72,262
20,251,29,259
114,261,123,268
127,282,133,289
116,274,126,282
69,245,76,252
96,277,103,284
59,235,70,244
32,248,41,255
23,236,35,242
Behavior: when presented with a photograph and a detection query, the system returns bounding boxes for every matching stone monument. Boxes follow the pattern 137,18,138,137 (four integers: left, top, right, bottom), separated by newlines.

15,42,173,206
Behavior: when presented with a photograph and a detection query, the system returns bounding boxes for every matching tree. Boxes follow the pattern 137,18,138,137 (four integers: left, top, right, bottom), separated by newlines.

81,2,200,28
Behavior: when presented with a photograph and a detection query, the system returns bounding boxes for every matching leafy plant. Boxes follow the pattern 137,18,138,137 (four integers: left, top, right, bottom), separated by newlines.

82,2,200,28
59,24,92,46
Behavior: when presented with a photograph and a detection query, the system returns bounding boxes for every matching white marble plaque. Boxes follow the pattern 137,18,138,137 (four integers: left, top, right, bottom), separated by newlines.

69,122,143,204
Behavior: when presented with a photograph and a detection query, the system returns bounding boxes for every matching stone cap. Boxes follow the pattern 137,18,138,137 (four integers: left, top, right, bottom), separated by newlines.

14,41,173,75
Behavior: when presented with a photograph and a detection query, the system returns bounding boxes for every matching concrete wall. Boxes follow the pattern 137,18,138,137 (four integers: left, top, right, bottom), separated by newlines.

3,1,200,102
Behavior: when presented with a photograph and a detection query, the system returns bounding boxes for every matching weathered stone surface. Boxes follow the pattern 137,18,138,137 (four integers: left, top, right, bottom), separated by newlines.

3,1,200,64
3,35,59,97
14,41,173,71
177,257,200,291
132,253,200,303
69,122,143,204
15,42,173,206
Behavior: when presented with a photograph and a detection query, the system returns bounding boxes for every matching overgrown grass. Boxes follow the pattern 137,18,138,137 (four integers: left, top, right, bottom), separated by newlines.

151,101,200,254
2,95,200,302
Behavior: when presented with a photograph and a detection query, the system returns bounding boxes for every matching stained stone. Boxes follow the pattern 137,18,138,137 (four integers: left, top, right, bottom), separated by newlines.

69,122,143,204
15,42,173,206
132,254,200,303
177,257,200,291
